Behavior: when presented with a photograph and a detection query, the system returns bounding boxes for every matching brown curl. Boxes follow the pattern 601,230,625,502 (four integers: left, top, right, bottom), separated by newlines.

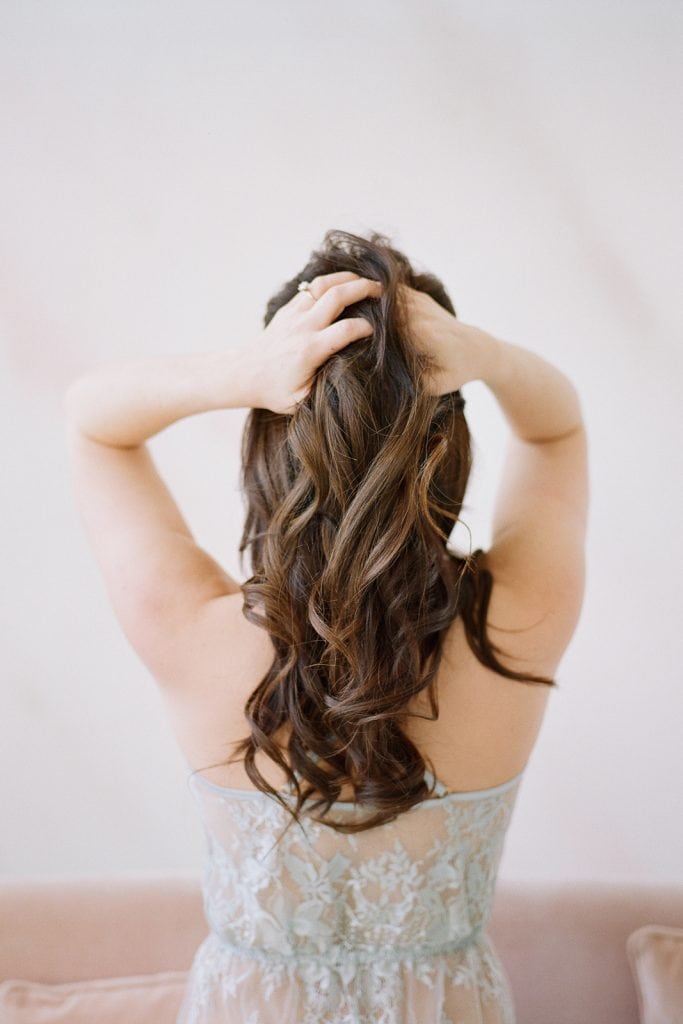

202,228,555,837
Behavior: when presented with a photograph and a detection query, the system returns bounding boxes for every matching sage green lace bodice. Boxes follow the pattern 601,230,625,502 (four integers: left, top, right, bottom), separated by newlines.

176,763,524,1024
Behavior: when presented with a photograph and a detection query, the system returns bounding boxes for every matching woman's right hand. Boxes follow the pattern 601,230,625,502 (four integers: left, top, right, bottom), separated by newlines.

398,284,489,397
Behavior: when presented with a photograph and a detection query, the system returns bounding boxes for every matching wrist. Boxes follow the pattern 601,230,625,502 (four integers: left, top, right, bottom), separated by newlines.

471,329,509,388
450,325,505,387
189,348,262,412
228,345,263,410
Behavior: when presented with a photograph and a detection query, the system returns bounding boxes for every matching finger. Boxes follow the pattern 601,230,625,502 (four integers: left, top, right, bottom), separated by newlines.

316,316,374,357
309,271,363,296
292,271,361,308
308,277,383,330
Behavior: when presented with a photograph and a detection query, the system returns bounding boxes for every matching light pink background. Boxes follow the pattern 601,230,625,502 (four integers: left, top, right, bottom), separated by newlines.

1,2,681,883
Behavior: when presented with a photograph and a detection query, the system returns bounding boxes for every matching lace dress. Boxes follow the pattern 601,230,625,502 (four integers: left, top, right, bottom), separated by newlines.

175,760,525,1024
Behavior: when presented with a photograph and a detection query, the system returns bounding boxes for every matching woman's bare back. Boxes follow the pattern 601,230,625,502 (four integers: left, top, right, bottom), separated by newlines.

161,554,572,799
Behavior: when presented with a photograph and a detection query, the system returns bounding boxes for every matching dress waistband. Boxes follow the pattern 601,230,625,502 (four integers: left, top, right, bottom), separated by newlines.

209,925,485,965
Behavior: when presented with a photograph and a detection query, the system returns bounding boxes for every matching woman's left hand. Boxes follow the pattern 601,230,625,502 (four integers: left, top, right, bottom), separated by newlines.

239,271,384,414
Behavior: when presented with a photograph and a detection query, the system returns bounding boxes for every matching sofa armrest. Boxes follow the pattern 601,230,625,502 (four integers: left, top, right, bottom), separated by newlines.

0,873,207,984
490,879,683,1024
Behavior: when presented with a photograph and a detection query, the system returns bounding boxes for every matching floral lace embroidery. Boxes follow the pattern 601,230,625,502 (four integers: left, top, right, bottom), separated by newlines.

176,773,523,1024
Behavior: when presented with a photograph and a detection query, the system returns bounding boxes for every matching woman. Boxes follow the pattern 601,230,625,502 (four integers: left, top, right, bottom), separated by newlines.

64,229,589,1023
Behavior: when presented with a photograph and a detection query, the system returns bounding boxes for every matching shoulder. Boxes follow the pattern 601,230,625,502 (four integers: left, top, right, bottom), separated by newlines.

477,545,585,682
148,590,275,698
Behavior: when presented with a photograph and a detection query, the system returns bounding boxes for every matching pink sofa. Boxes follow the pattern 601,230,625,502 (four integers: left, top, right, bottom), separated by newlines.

1,874,682,1023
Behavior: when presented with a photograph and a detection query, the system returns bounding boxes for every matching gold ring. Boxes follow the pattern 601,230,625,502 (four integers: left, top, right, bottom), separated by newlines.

297,280,316,300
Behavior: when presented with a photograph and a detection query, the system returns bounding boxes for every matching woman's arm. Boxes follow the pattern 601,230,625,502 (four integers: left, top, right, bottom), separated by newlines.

64,272,384,444
455,325,584,442
399,280,589,676
62,272,383,694
63,350,257,447
399,284,583,442
457,324,589,678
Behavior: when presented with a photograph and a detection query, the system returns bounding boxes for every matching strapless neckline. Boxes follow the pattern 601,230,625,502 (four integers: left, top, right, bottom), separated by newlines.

188,765,525,808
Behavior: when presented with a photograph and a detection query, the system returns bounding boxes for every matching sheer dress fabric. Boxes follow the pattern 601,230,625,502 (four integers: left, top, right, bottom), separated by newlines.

176,761,525,1024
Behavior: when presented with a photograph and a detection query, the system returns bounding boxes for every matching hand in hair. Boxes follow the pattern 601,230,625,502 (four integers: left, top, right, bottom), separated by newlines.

399,284,485,397
241,271,384,415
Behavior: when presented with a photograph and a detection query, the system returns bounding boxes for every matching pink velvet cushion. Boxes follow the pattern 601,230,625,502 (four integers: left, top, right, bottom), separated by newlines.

627,924,683,1024
0,971,188,1024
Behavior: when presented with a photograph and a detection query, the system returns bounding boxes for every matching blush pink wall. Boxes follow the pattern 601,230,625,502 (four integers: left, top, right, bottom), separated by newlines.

1,1,681,883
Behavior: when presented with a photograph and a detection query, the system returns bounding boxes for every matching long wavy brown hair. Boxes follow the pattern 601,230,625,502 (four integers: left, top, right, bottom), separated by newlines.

212,228,555,836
